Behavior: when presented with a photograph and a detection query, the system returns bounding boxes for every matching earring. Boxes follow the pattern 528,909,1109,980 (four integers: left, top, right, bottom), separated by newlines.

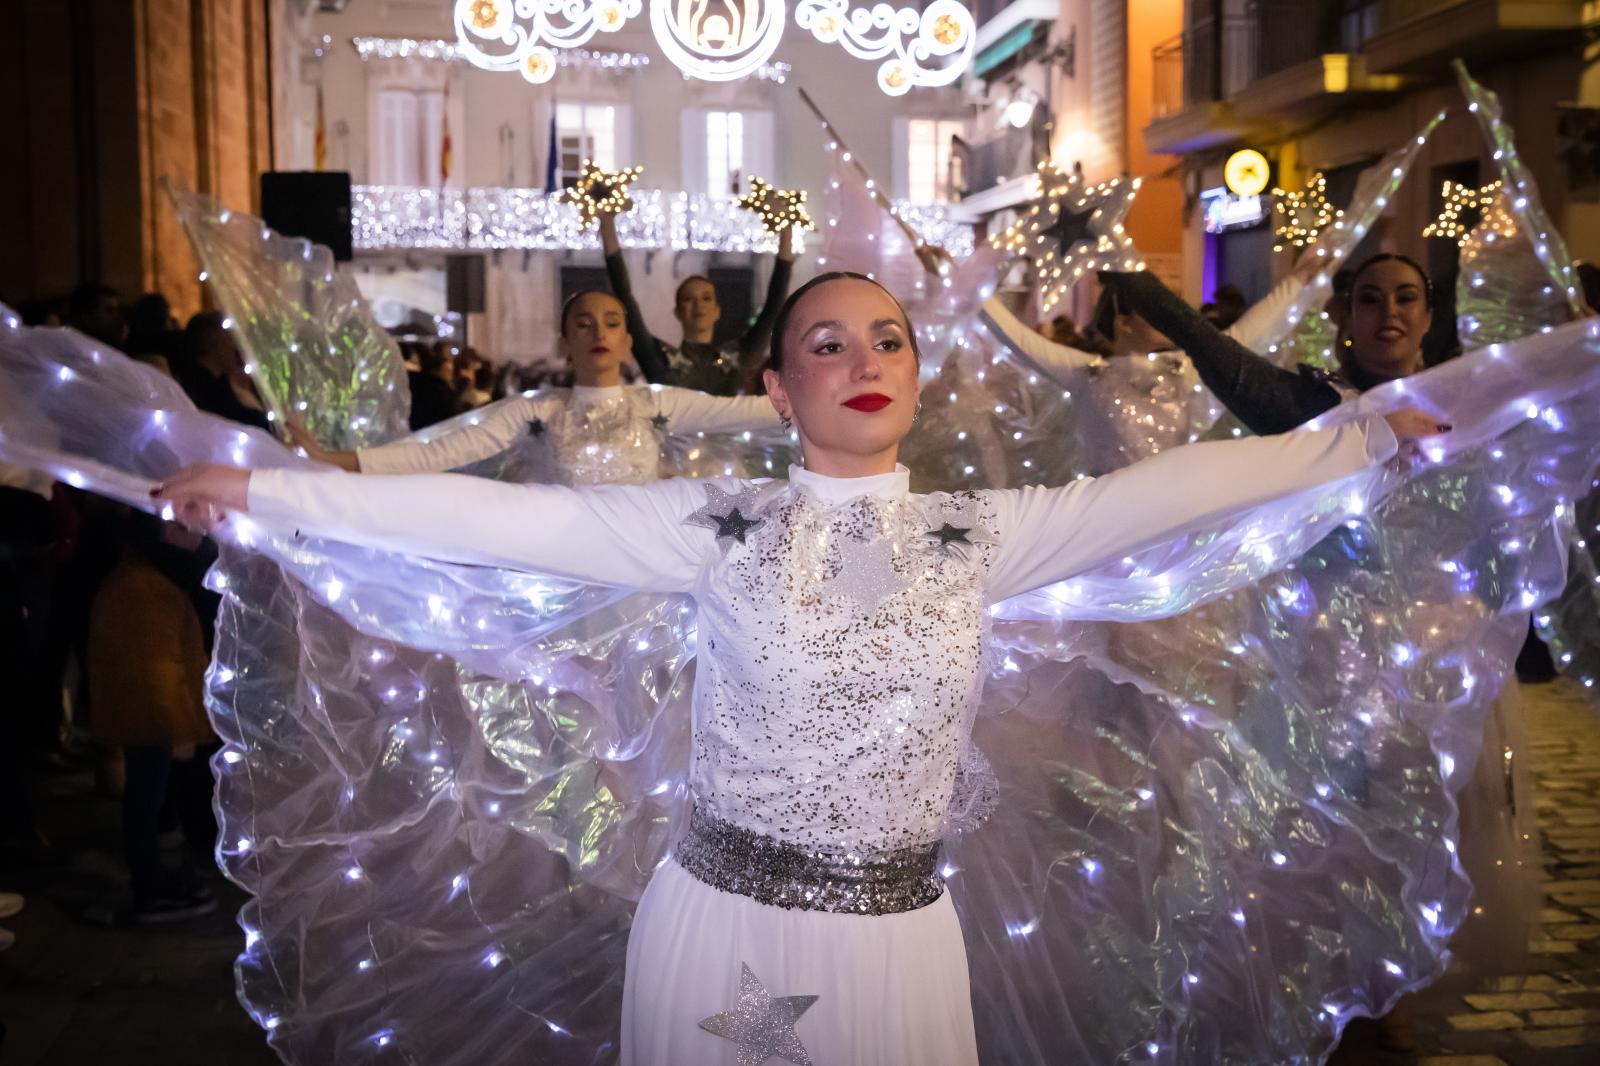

780,414,793,430
913,401,924,422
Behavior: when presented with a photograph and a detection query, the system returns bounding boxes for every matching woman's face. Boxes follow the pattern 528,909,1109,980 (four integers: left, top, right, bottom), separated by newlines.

1346,259,1432,380
673,278,721,336
561,293,631,380
763,279,920,467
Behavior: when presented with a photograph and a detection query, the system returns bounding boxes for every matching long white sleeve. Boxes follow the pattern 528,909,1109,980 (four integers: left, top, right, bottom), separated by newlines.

356,395,548,475
247,467,715,592
979,297,1105,385
985,416,1398,601
654,386,783,435
1224,274,1302,354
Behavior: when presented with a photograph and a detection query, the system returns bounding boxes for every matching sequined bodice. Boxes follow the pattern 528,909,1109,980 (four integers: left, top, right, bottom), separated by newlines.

689,484,999,854
531,390,663,486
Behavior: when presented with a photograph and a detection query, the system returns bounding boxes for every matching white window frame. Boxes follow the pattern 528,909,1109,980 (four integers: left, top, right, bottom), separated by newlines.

553,101,632,188
893,117,964,203
682,109,774,197
371,87,448,187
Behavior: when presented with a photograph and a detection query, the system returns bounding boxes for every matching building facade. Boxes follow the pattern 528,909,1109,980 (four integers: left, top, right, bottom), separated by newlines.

957,0,1186,326
276,0,974,364
1143,0,1600,309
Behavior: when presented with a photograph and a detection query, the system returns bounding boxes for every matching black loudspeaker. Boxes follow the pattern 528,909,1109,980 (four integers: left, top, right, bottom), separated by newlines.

447,254,487,314
260,171,353,262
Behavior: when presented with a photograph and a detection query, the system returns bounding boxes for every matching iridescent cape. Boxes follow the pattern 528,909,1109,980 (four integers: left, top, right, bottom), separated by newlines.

4,296,1599,1063
0,59,1592,1062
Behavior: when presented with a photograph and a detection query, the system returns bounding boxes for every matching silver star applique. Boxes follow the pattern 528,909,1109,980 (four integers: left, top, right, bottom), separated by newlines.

817,535,908,615
922,497,998,561
686,483,766,553
697,963,818,1066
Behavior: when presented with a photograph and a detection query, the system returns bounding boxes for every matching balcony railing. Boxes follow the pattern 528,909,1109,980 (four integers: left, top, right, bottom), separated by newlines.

963,121,1049,193
350,185,974,257
1150,1,1381,119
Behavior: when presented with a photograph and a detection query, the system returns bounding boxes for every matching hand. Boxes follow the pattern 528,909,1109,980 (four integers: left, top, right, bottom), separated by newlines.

1383,408,1451,444
150,464,251,532
285,420,358,471
915,243,952,278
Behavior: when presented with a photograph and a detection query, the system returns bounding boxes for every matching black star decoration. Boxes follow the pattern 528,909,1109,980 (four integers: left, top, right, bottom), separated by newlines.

929,523,973,548
686,483,767,554
991,160,1144,312
650,412,670,430
527,418,545,437
713,508,761,544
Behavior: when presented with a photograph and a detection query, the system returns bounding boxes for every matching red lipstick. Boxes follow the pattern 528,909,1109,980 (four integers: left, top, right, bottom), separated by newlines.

842,393,892,412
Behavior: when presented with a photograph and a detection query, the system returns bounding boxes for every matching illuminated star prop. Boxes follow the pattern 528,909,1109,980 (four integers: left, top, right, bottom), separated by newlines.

1272,172,1343,251
990,161,1144,312
738,177,815,235
560,160,644,228
698,964,817,1066
1422,179,1515,246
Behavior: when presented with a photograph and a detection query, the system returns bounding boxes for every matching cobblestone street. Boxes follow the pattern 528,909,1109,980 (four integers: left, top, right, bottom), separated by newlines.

0,681,1597,1063
1408,680,1600,1065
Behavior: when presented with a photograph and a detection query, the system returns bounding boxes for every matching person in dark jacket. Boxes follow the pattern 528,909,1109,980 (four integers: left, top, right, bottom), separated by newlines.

598,211,795,395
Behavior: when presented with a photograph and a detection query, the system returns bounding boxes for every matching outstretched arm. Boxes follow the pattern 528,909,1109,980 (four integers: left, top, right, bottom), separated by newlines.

655,386,784,435
979,297,1104,386
601,214,671,384
985,414,1413,602
1103,271,1341,436
354,395,547,475
153,463,714,592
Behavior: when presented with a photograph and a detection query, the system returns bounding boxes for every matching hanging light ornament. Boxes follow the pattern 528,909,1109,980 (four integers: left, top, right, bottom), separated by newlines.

452,0,639,84
990,160,1145,313
1423,179,1516,247
738,177,815,235
1272,172,1343,251
561,160,645,228
454,0,975,92
797,0,975,96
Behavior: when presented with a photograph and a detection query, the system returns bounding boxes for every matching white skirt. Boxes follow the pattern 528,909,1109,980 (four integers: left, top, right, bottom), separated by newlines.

621,857,980,1066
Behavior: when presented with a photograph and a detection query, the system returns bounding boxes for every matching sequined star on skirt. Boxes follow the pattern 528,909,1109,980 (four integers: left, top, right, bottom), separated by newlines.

697,963,817,1066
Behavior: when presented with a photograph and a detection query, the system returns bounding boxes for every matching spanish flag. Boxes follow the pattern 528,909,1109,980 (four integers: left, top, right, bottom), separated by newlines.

313,83,327,171
440,84,453,187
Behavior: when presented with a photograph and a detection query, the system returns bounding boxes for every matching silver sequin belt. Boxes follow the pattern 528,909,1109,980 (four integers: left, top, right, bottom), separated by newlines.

674,806,944,916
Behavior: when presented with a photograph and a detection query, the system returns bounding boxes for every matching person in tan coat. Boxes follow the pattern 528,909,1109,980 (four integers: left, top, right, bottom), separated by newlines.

87,508,216,923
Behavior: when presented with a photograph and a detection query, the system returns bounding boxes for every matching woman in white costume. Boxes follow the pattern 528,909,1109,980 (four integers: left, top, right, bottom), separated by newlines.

289,290,782,487
153,272,1434,1065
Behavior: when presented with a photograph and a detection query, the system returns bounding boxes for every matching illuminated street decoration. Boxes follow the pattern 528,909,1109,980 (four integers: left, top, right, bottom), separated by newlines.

991,160,1145,313
561,160,645,227
453,0,974,89
1272,172,1342,251
651,0,789,82
452,0,640,83
796,0,975,96
1224,149,1270,197
738,177,815,234
1423,179,1515,246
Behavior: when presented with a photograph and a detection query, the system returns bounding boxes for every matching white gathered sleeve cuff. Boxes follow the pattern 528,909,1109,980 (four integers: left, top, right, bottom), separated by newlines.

979,297,1104,386
246,467,713,592
655,387,784,435
356,395,546,475
1224,275,1303,354
985,415,1399,601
